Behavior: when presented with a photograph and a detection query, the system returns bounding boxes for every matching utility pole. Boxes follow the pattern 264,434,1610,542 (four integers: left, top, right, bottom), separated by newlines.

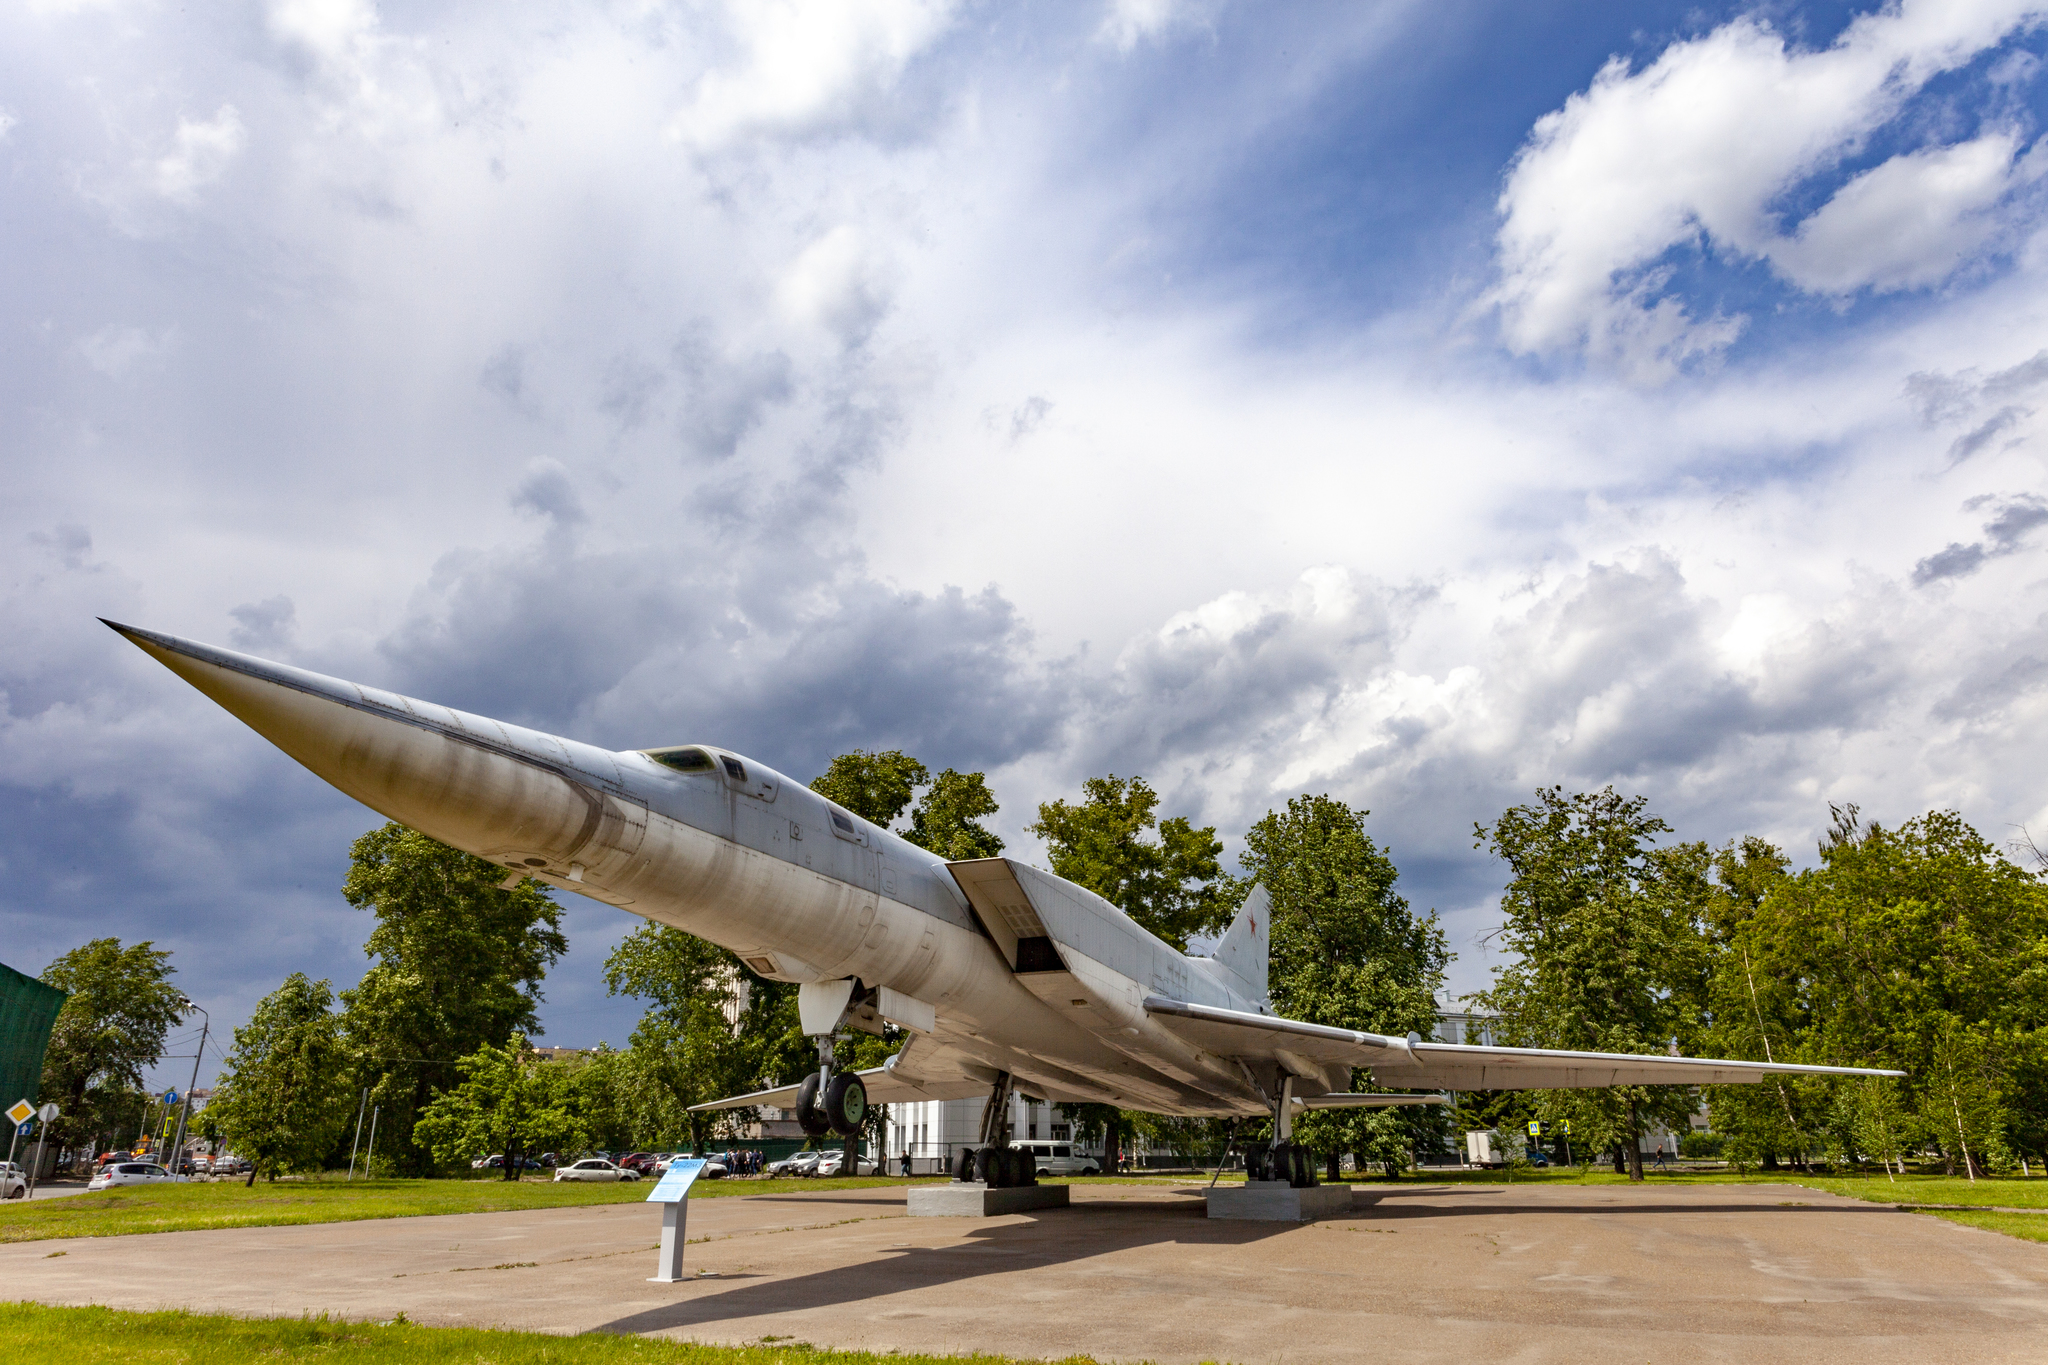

364,1106,380,1178
166,999,209,1178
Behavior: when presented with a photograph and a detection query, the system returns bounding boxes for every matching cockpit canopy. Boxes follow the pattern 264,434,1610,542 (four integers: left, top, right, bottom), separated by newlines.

642,746,716,773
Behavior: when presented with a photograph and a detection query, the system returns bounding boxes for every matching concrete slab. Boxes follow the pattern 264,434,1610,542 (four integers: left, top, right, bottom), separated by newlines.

907,1182,1069,1217
6,1181,2048,1363
1205,1179,1353,1221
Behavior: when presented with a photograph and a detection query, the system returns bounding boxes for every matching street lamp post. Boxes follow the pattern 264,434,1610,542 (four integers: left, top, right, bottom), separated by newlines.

166,999,209,1179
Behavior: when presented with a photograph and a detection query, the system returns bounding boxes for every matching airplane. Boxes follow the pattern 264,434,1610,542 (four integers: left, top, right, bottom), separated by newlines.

109,620,1903,1191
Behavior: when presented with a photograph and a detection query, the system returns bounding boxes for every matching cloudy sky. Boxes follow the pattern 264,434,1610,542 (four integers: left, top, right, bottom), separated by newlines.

6,0,2048,1088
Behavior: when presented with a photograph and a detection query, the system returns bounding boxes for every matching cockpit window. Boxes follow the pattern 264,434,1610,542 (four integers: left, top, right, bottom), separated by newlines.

721,756,747,782
643,747,715,773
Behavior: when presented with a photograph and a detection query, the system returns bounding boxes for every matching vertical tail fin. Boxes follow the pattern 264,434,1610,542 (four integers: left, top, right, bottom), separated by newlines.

1208,884,1269,1002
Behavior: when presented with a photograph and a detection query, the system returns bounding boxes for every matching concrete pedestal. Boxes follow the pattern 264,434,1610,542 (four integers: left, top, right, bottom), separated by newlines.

908,1182,1072,1217
1206,1180,1354,1221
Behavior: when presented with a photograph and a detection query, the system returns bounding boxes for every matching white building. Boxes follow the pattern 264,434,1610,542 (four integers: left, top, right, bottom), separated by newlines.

883,1091,1088,1174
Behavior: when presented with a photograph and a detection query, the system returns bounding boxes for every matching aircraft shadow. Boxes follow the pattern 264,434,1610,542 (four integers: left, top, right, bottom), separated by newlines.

591,1198,1285,1335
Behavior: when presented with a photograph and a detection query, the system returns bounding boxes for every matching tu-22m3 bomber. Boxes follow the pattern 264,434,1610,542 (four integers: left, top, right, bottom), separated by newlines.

110,620,1901,1215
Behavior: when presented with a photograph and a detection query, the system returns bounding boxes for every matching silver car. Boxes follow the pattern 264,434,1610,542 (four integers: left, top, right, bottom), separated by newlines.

553,1158,638,1183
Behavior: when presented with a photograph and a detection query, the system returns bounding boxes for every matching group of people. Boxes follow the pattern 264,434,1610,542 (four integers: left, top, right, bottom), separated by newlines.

713,1149,767,1175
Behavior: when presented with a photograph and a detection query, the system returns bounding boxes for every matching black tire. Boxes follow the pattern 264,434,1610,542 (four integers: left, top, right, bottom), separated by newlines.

954,1148,976,1182
1291,1146,1314,1187
974,1147,998,1185
795,1072,831,1137
822,1072,867,1137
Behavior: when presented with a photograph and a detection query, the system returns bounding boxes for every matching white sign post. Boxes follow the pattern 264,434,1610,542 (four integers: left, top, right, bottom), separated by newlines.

645,1159,707,1283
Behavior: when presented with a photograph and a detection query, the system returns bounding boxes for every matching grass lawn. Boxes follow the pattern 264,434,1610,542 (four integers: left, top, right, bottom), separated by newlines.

0,1175,942,1245
0,1303,1104,1364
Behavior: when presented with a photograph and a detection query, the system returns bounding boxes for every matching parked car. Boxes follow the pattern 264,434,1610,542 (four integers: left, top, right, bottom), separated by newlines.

616,1152,656,1175
1010,1141,1102,1177
0,1162,26,1200
216,1156,252,1175
86,1162,177,1191
553,1158,639,1183
814,1151,878,1177
767,1151,823,1178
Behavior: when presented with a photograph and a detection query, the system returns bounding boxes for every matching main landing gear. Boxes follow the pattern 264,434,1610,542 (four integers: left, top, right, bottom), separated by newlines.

1248,1074,1319,1189
949,1069,1037,1189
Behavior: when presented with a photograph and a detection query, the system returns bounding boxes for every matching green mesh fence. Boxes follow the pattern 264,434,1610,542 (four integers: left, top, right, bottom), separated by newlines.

0,960,67,1112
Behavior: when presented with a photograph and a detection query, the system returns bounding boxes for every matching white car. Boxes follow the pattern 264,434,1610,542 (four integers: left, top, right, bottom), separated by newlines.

0,1161,25,1200
1011,1141,1102,1177
86,1161,176,1190
552,1158,639,1183
814,1150,878,1177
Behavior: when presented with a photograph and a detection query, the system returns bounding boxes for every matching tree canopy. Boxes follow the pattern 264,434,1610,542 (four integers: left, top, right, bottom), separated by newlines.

810,750,1005,860
207,973,354,1183
1029,775,1227,951
38,938,185,1152
413,1035,589,1178
338,822,568,1173
1241,794,1450,1173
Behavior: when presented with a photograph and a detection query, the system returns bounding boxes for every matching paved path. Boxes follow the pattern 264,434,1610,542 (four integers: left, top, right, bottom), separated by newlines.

6,1181,2047,1363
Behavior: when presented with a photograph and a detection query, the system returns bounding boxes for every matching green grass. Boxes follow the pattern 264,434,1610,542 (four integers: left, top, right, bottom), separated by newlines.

1392,1166,2048,1208
0,1176,941,1245
1918,1209,2048,1243
0,1303,1115,1363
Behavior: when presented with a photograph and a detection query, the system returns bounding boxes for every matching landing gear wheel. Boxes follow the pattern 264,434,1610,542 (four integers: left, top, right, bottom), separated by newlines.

954,1148,977,1182
795,1071,831,1138
822,1071,867,1137
1291,1146,1315,1187
974,1147,997,1185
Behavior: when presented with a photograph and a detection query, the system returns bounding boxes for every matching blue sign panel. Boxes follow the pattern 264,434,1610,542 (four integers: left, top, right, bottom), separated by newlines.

645,1159,707,1204
163,1091,180,1105
16,1122,31,1137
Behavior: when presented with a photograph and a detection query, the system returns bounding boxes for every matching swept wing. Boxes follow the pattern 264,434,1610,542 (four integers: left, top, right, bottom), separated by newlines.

1142,996,1903,1090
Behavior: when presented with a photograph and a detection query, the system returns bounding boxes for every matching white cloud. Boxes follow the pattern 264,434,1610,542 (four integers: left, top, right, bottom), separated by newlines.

1492,1,2048,375
147,104,246,201
1772,132,2040,293
75,324,173,376
1097,0,1195,52
669,0,959,149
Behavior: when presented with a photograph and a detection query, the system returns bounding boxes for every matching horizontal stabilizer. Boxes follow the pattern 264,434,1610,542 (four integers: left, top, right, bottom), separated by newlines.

1298,1092,1448,1109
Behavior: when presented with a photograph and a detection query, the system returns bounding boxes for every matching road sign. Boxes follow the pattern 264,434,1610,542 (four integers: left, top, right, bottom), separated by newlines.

37,1103,57,1123
1526,1121,1542,1136
15,1122,29,1138
163,1090,180,1106
5,1101,31,1127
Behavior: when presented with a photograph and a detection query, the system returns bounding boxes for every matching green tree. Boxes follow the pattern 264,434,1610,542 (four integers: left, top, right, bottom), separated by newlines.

207,974,354,1184
811,750,1005,861
1240,795,1451,1176
906,769,1005,860
605,925,766,1154
413,1036,588,1178
38,939,186,1153
1029,775,1227,950
1471,787,1708,1182
338,823,568,1174
1703,809,2048,1173
811,750,927,825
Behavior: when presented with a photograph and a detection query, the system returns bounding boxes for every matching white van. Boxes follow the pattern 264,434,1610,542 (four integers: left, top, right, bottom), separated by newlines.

1010,1141,1101,1176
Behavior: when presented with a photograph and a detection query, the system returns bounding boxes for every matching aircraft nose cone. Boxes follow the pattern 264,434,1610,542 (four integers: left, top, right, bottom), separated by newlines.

105,619,625,870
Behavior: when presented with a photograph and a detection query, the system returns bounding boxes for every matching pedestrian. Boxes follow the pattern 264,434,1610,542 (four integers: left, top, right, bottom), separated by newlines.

901,1149,912,1177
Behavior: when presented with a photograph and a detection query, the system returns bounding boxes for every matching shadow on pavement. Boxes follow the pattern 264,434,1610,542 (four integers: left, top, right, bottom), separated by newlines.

591,1199,1284,1335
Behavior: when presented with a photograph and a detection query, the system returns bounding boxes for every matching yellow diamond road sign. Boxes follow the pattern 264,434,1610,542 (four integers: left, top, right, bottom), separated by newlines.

5,1100,33,1126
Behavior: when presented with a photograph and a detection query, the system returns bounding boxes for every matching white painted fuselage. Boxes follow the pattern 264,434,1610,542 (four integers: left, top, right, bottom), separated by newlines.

112,623,1277,1115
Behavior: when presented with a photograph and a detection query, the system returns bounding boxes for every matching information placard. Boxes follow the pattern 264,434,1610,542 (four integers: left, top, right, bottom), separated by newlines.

645,1159,707,1204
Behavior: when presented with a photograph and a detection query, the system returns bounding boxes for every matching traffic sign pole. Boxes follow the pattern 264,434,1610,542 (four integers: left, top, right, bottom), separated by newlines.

27,1104,57,1196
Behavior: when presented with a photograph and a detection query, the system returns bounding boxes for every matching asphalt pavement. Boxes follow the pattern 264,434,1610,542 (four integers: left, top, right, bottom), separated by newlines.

5,1181,2046,1363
